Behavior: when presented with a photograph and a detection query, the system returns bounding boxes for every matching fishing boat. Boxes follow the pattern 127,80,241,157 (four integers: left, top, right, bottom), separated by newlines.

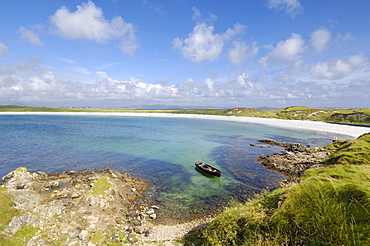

195,162,221,177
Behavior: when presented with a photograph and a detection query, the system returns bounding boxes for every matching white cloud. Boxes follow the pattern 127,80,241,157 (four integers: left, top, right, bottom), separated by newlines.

172,8,246,63
172,23,223,63
73,67,90,75
97,61,123,70
191,7,217,24
267,0,303,17
228,41,259,66
173,20,246,63
17,25,43,46
142,0,167,15
49,1,139,55
310,28,331,52
1,51,368,107
53,57,77,64
154,77,171,86
310,53,368,80
259,33,305,67
335,32,353,41
191,7,202,22
0,43,9,60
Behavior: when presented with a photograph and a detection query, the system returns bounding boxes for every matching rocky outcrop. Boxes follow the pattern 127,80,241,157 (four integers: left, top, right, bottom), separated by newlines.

255,140,331,178
0,167,168,245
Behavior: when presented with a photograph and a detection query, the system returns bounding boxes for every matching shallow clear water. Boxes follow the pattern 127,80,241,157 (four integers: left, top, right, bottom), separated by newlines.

0,115,351,223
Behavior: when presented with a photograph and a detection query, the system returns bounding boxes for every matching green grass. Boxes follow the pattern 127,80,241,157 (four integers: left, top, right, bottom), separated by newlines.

272,165,370,245
0,187,19,237
2,226,39,246
189,134,370,245
323,133,370,164
92,177,113,195
0,187,38,246
282,106,312,111
196,164,370,245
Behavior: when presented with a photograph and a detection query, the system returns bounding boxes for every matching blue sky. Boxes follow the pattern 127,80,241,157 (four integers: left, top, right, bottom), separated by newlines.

0,0,369,108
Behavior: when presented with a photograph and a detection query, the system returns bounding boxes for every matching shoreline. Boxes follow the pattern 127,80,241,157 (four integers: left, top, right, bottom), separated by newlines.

2,112,369,244
1,111,369,138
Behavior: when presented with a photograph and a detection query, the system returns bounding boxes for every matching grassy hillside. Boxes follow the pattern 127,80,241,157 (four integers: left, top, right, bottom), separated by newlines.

186,134,370,245
323,133,370,164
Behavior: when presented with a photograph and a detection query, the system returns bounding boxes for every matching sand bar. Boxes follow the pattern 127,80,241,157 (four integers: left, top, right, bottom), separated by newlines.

1,111,369,138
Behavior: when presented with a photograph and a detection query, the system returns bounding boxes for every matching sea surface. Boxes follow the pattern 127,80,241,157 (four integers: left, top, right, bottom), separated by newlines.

0,115,350,223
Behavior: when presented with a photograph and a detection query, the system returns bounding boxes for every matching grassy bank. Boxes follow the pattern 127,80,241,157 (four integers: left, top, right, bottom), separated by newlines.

187,133,370,245
1,105,369,125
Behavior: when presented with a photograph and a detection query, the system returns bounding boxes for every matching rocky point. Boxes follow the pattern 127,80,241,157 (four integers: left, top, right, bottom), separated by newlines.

0,167,165,245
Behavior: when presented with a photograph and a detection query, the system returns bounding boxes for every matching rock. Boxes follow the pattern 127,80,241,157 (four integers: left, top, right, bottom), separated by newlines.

2,172,14,182
133,219,142,226
127,234,135,244
150,213,157,220
68,230,80,239
8,212,31,234
134,226,148,234
79,230,91,242
86,215,100,225
50,182,60,189
67,241,79,246
71,193,80,198
256,140,331,178
0,168,149,245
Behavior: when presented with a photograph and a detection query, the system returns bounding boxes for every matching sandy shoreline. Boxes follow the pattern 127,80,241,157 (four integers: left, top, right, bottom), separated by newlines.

1,112,369,245
1,111,369,138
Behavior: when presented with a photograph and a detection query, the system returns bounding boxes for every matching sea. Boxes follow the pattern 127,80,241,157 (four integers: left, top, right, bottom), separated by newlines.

0,114,350,223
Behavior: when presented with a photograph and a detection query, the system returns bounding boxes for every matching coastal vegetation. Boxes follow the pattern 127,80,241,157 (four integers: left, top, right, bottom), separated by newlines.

1,105,369,125
1,105,370,245
323,133,370,164
184,133,370,245
0,187,18,239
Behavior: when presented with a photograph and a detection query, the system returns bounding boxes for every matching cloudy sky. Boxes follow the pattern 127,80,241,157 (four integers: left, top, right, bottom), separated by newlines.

0,0,369,108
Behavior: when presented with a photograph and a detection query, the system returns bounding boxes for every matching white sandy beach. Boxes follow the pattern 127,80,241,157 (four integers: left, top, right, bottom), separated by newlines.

1,111,369,138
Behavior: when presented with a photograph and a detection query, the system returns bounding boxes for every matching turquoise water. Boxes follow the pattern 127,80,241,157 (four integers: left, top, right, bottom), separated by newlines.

0,115,350,223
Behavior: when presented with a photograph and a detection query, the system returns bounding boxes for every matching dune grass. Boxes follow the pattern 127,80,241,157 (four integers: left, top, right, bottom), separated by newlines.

273,165,370,245
323,133,370,164
190,134,370,245
195,164,370,245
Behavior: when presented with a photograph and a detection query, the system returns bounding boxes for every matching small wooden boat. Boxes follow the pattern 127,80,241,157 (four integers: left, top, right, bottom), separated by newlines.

195,162,221,177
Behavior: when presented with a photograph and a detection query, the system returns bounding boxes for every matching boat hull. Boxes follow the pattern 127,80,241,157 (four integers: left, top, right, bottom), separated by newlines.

195,162,221,177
